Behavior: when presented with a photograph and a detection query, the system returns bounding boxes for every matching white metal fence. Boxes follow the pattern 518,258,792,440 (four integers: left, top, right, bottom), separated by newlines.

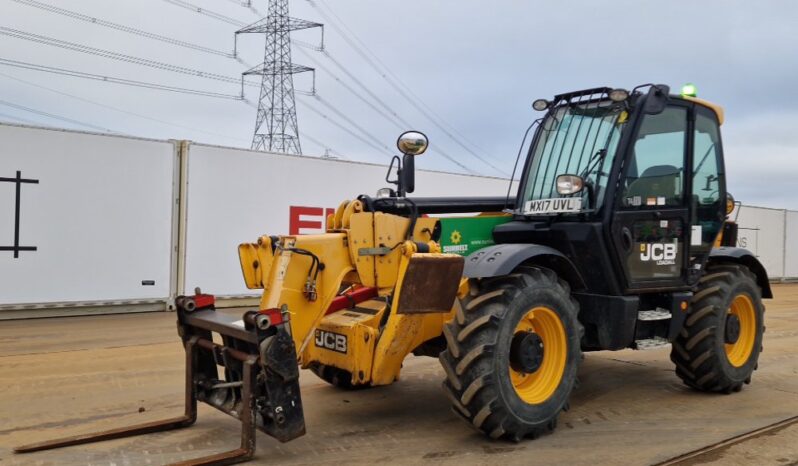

0,123,795,318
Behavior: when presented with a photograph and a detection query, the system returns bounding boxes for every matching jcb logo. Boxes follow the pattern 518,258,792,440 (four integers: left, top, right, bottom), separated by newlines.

314,329,347,354
640,240,678,265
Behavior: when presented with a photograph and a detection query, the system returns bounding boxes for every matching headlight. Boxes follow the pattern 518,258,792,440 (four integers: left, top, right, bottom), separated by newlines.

609,88,629,102
376,187,394,199
532,99,550,111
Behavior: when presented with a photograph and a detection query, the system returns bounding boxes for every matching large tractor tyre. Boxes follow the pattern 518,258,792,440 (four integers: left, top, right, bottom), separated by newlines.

308,363,371,390
671,263,765,393
439,266,583,441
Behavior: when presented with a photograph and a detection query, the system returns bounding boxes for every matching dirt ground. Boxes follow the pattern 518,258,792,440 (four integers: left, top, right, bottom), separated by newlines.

1,284,796,465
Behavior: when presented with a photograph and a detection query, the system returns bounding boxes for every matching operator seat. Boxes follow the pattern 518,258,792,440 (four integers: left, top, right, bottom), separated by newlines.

626,165,680,203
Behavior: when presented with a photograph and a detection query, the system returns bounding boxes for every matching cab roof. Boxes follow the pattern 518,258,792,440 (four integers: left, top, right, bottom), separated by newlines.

679,96,725,125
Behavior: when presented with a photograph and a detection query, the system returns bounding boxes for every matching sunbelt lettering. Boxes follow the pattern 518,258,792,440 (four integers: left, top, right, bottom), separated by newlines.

640,240,678,265
443,244,468,253
315,329,347,353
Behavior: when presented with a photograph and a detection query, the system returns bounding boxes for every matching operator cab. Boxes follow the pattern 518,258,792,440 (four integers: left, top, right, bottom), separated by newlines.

499,84,730,295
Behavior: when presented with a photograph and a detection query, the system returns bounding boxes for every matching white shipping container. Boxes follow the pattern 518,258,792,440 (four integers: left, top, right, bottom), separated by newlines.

785,211,798,278
734,206,786,279
0,124,175,305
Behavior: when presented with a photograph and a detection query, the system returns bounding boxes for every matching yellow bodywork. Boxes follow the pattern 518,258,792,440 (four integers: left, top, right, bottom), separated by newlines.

238,200,463,386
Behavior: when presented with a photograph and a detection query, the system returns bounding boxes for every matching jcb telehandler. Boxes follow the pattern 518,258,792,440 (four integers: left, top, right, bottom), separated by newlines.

16,84,771,465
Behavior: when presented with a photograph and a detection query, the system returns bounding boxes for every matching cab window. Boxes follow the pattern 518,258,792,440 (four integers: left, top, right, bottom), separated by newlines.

622,106,687,208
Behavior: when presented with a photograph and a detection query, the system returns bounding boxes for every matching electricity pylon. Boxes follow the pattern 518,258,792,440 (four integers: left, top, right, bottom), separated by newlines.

236,0,322,154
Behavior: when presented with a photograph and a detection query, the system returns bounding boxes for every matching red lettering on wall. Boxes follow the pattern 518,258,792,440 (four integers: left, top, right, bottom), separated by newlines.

289,206,336,234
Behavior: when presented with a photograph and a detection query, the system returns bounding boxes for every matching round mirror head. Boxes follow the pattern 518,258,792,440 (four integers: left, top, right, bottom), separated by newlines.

397,131,428,156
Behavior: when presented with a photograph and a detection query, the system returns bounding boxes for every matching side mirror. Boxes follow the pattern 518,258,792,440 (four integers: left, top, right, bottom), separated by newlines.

556,174,584,195
396,131,428,196
643,84,670,115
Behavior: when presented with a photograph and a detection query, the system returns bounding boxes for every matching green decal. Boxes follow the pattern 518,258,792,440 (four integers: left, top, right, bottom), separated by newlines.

438,216,511,256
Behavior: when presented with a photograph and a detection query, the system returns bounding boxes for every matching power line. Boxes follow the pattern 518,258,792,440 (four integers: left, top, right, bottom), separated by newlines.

296,48,474,173
148,1,472,172
162,0,247,26
316,1,485,148
10,0,235,58
290,100,392,158
0,68,345,153
294,47,404,131
0,69,344,152
306,0,508,175
298,55,474,173
312,94,391,152
301,131,345,159
0,26,259,89
0,110,39,126
0,70,250,144
320,49,415,129
0,57,244,100
58,0,421,166
1,3,441,164
221,0,264,16
0,98,116,133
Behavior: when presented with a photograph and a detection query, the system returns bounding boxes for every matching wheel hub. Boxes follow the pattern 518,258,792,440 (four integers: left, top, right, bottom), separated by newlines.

510,331,544,374
725,313,741,344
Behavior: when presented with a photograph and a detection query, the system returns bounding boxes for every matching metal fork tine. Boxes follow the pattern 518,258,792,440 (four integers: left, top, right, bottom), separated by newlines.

13,416,194,453
13,337,258,466
14,337,200,455
169,358,257,466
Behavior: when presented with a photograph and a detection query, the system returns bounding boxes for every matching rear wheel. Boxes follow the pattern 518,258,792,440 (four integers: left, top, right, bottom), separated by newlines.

671,263,764,392
439,267,582,441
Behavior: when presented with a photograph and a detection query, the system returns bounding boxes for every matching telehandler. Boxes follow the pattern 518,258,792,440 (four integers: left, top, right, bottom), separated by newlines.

16,84,770,465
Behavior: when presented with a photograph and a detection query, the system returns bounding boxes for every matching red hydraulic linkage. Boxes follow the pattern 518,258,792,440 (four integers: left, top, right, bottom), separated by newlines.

324,286,378,315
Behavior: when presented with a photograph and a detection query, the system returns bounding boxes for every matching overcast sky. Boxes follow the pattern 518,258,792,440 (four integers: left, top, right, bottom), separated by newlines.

0,0,796,209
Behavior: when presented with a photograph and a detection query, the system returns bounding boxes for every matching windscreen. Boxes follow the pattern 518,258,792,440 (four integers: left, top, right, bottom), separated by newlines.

521,99,627,213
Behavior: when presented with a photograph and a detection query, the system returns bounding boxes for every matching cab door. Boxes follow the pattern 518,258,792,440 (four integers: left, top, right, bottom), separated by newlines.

610,103,692,291
688,105,726,267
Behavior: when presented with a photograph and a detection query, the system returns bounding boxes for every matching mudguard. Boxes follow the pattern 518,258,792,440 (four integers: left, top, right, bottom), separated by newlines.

709,247,773,298
463,243,586,291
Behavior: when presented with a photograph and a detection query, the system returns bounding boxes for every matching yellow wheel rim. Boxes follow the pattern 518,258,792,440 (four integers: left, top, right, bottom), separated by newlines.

509,306,567,404
725,294,756,367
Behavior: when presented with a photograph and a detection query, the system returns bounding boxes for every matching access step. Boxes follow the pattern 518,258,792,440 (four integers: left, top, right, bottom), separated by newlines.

634,336,670,350
637,309,671,321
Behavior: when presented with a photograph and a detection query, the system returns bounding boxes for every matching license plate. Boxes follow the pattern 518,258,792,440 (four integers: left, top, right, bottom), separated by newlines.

523,197,582,214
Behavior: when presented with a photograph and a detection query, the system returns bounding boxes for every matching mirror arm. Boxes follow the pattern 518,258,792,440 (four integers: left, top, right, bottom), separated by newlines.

398,152,415,197
386,155,401,185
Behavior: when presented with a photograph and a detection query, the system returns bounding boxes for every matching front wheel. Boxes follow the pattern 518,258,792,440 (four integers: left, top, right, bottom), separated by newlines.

439,267,582,441
671,263,765,392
